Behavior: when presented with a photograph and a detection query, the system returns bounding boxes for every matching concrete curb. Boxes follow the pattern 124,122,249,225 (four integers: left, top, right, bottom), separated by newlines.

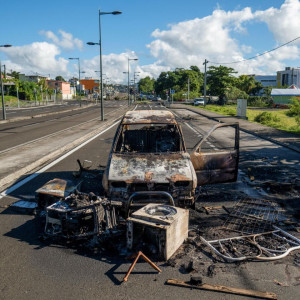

0,112,124,191
172,104,300,154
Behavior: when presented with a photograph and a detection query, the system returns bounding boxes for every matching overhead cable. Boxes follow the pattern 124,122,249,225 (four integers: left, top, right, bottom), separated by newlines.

209,36,300,65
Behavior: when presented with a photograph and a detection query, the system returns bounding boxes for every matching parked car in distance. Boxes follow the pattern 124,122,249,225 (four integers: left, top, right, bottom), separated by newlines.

194,98,205,106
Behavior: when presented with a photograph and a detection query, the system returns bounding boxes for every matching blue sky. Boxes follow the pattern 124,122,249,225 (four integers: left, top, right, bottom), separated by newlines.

1,0,299,83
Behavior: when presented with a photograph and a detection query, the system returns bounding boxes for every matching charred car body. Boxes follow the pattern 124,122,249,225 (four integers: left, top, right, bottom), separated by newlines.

102,110,239,211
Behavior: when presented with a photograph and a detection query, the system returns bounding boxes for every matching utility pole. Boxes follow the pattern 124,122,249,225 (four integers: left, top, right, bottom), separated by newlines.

187,77,190,101
203,59,208,106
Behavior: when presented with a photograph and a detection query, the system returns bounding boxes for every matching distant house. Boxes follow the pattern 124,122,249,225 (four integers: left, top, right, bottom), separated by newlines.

19,74,48,83
46,80,72,100
80,78,100,94
271,85,300,106
2,75,15,86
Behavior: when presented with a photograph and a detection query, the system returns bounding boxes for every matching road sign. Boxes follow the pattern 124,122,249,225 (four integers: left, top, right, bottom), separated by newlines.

171,90,175,94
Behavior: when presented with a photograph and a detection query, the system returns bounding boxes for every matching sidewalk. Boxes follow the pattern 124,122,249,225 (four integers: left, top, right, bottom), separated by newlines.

0,106,129,191
172,104,300,153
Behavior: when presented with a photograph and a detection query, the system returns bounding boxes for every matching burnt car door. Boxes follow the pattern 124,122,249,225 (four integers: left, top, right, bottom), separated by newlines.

190,123,239,185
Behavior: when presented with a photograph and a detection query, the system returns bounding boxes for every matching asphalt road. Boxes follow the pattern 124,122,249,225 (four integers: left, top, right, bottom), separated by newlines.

0,100,127,152
0,102,299,300
3,100,81,120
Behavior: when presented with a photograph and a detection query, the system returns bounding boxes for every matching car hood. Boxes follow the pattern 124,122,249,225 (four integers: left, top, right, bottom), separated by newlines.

107,152,195,184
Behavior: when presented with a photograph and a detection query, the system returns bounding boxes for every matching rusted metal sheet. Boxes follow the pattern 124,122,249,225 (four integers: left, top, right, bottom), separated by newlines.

36,178,79,198
191,123,239,186
122,110,177,124
190,152,238,185
107,153,196,184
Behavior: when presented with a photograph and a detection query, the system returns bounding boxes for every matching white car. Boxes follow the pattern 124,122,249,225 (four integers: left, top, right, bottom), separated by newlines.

194,98,205,106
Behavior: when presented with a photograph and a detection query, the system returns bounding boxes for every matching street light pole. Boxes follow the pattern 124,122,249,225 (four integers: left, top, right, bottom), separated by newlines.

99,10,104,120
69,57,81,107
95,71,106,104
87,10,122,121
127,58,138,106
0,44,12,120
133,71,140,102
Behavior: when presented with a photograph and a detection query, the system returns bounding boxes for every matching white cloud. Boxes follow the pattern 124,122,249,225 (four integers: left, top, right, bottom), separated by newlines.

147,7,254,70
255,0,300,44
80,51,139,84
2,1,300,82
145,0,300,76
40,30,83,50
135,63,171,79
78,0,300,83
1,42,69,76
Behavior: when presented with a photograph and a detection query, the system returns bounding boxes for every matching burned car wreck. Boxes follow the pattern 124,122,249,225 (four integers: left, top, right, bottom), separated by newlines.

36,109,240,259
102,110,239,211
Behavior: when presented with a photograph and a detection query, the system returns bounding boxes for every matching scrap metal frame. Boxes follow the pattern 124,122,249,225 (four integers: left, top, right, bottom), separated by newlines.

201,226,300,262
45,203,101,239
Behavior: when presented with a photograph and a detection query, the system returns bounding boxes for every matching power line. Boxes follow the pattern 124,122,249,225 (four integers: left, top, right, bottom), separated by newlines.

209,35,300,65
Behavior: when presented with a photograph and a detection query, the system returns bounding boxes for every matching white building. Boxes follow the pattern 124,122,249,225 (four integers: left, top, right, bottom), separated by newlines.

253,75,277,87
277,67,300,87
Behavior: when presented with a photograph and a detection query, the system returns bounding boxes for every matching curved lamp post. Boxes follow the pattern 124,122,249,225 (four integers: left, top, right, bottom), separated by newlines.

87,10,122,121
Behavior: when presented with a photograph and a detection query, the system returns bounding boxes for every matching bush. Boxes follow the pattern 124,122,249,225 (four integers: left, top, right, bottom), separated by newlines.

254,112,280,124
247,96,272,107
286,98,300,117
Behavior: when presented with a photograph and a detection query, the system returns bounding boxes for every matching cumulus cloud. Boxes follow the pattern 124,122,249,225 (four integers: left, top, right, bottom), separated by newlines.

1,42,69,76
40,30,83,50
79,51,139,84
76,50,167,84
76,0,300,82
255,0,300,44
2,0,300,82
147,7,254,72
146,0,300,76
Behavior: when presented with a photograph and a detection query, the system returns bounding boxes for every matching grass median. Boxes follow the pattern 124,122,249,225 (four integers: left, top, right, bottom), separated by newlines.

192,104,300,134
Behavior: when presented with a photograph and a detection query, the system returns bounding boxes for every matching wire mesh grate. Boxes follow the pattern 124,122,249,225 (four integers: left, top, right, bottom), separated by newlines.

222,198,286,234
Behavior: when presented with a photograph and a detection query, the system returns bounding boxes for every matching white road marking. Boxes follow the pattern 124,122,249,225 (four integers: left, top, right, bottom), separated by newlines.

172,110,220,150
0,119,121,199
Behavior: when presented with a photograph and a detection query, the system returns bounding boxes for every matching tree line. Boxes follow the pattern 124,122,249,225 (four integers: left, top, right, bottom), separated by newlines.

138,65,270,103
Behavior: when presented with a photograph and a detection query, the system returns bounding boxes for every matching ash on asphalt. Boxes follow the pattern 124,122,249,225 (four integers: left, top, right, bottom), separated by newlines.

4,150,300,289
